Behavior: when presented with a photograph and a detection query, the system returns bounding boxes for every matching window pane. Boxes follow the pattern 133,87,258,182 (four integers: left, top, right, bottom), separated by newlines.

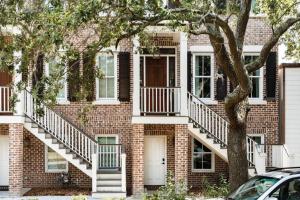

99,79,106,98
203,56,211,76
193,154,203,169
107,78,115,98
195,78,211,98
251,77,260,98
194,139,203,153
99,56,106,72
98,137,107,144
195,56,201,76
106,137,116,144
47,147,67,171
203,154,212,169
106,55,114,76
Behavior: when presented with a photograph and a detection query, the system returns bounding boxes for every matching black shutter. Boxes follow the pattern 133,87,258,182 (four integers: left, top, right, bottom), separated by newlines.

68,56,80,102
266,52,277,99
83,51,96,101
187,51,192,93
118,52,130,101
215,69,227,100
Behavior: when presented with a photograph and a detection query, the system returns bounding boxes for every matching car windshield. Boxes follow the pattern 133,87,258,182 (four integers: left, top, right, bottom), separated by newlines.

228,176,279,200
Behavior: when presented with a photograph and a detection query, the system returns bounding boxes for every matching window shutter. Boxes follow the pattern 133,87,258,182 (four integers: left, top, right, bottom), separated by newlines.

215,69,227,100
68,57,80,102
187,51,192,93
266,52,277,99
118,52,130,101
83,51,96,102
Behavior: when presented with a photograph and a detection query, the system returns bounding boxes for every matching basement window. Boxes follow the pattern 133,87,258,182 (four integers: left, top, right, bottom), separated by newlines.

45,146,68,173
192,139,215,172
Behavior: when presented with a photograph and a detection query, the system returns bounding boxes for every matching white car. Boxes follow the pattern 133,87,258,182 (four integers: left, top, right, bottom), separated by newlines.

227,168,300,200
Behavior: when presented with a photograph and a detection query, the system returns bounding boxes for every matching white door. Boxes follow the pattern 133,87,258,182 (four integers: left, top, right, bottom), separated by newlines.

144,136,166,185
0,135,9,186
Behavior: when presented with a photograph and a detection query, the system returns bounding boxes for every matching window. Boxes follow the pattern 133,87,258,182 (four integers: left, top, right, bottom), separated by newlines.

270,178,300,200
244,55,263,99
45,59,68,103
45,146,68,173
248,134,265,145
97,135,118,144
192,139,214,172
96,53,117,100
193,54,214,99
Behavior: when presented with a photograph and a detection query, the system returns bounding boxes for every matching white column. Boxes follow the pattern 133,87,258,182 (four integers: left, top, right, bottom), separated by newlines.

180,32,188,116
92,153,98,193
13,51,24,116
132,37,141,116
121,153,127,192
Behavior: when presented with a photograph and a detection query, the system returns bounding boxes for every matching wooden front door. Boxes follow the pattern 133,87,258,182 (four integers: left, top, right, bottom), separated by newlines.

145,57,167,113
145,57,167,87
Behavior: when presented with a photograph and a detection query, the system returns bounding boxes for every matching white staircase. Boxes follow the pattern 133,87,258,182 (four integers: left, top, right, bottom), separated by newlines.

187,92,265,174
23,90,127,198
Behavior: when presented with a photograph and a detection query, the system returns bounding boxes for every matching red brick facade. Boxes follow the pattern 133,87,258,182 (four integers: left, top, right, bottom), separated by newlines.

0,16,280,196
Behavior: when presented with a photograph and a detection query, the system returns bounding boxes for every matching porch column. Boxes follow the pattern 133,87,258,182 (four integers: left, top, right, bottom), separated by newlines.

174,124,189,184
9,123,23,196
132,124,144,195
13,51,24,117
179,32,188,116
132,37,141,116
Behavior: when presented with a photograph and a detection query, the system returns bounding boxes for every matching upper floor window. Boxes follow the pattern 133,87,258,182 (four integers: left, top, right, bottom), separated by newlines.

45,59,68,103
96,52,118,100
244,55,263,99
193,54,214,99
192,139,215,172
45,146,68,173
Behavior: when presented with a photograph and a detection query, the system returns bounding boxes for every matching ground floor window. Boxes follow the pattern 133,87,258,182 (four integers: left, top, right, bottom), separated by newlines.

192,139,215,172
45,146,68,173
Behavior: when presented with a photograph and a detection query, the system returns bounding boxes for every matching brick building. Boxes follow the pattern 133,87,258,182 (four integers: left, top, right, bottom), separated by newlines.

0,12,287,198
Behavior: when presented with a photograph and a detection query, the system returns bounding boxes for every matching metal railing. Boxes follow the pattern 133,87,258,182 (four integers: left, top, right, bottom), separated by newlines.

258,144,292,168
97,144,123,169
140,87,181,114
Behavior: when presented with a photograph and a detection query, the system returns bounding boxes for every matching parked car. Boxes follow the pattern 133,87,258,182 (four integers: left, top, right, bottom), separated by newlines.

227,167,300,200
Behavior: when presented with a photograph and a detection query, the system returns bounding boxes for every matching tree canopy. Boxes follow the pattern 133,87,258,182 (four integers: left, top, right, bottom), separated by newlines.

1,0,300,190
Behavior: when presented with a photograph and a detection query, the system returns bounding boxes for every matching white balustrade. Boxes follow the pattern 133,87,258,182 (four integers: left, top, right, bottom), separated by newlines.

187,92,258,168
24,90,96,163
97,144,122,169
140,87,181,114
0,86,12,113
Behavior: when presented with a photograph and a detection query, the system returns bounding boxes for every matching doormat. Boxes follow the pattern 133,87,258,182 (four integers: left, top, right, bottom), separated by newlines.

0,186,9,191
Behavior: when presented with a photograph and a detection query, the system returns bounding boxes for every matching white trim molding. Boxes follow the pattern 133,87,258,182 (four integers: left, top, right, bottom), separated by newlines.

244,45,263,53
190,45,214,53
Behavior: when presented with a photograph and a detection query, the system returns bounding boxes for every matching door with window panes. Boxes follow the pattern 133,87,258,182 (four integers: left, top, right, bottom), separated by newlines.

97,136,119,169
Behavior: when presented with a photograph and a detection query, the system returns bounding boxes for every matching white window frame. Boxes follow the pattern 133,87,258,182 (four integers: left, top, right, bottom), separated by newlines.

94,48,120,105
95,134,119,144
191,138,215,173
248,134,265,145
192,53,216,104
45,58,69,105
45,146,68,173
244,53,265,104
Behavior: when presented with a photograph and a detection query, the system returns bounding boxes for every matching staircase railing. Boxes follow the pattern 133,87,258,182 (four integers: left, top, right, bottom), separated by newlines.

97,144,123,169
0,86,12,113
187,92,257,167
24,89,97,164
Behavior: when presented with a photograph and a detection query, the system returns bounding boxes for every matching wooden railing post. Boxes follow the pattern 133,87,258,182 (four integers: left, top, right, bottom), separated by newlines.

121,153,126,192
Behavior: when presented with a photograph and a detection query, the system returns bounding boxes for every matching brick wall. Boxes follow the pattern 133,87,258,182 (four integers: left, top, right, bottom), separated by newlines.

9,123,23,196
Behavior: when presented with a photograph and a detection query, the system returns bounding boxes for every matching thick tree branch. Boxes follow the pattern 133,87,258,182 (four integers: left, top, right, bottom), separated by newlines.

246,16,300,73
235,0,251,51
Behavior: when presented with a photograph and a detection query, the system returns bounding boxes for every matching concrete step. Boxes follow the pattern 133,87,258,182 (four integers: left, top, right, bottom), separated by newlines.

97,185,122,192
92,191,126,199
97,179,122,186
97,173,122,180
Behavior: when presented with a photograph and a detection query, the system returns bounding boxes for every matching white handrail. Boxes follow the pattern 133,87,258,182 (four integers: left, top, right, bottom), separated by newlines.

24,90,96,163
187,92,257,167
0,86,12,113
140,87,181,114
97,144,122,169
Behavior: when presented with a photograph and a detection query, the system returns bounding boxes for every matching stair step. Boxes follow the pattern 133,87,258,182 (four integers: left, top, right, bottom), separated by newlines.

38,128,45,133
92,191,126,199
25,117,32,123
31,123,38,128
45,134,52,139
97,186,122,192
97,173,122,180
97,180,122,186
